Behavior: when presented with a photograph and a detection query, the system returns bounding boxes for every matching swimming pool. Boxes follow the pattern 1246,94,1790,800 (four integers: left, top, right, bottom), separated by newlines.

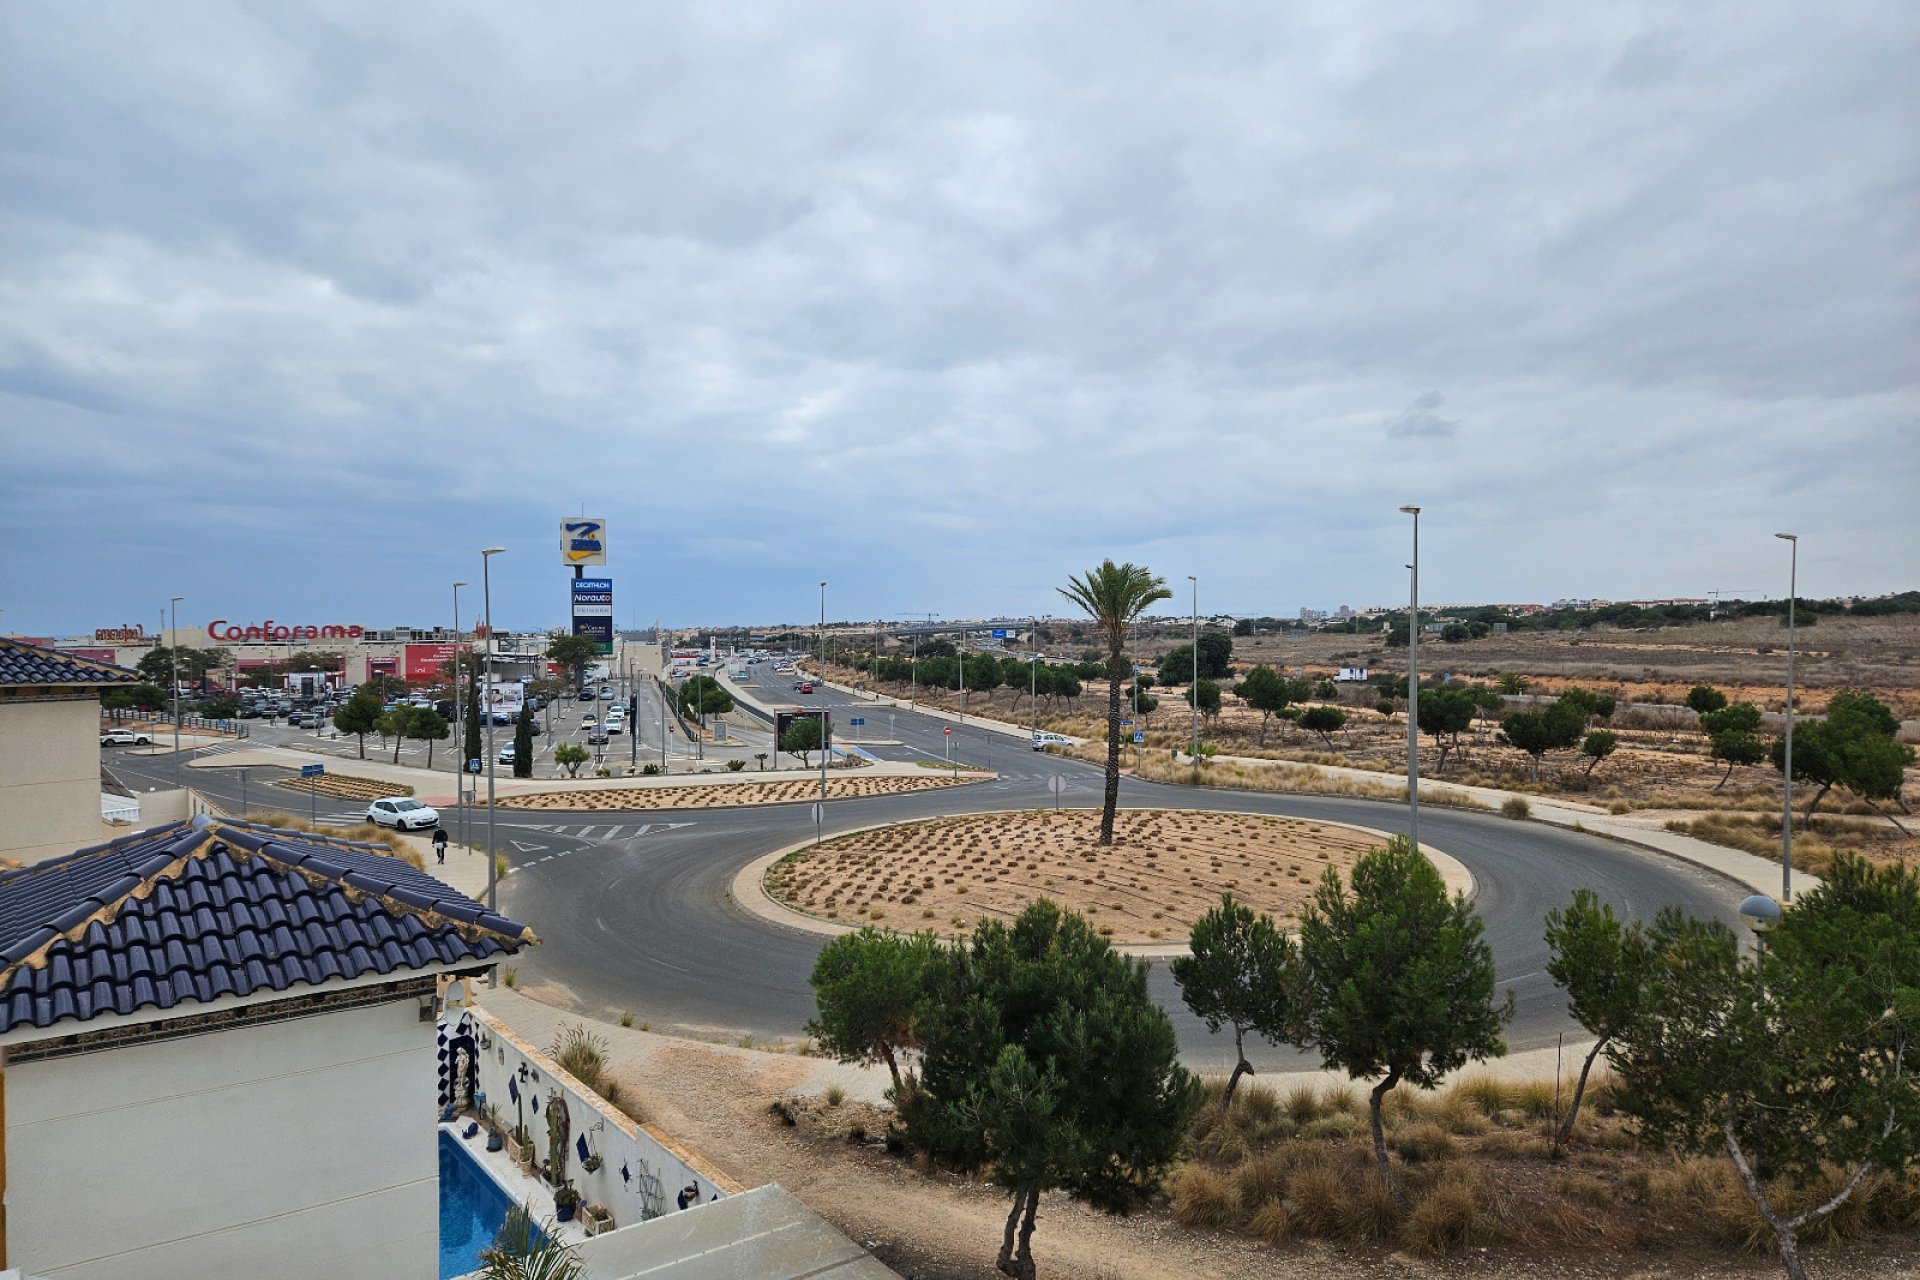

439,1129,521,1279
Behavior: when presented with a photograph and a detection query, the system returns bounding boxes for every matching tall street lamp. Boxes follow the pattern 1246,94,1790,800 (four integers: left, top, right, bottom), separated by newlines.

1401,505,1422,852
817,581,828,840
169,596,184,788
481,547,506,918
1187,575,1198,762
453,580,468,857
1776,532,1798,901
1030,616,1039,745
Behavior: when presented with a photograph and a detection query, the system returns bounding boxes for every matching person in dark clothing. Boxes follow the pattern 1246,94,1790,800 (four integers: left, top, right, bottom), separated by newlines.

432,827,449,864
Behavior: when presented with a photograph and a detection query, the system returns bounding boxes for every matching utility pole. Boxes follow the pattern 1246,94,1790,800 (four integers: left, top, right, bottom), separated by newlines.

1401,505,1421,853
1776,533,1798,901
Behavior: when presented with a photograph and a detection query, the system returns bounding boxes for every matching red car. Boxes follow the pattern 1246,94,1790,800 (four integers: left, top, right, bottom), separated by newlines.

798,682,814,694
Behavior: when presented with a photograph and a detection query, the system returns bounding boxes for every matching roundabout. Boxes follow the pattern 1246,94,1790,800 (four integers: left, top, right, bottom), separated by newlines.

742,808,1472,948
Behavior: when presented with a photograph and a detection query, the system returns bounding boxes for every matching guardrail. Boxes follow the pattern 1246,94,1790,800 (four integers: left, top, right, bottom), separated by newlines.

104,708,251,739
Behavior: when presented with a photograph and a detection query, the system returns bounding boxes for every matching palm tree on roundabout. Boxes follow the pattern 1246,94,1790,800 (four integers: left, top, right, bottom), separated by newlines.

1058,559,1171,845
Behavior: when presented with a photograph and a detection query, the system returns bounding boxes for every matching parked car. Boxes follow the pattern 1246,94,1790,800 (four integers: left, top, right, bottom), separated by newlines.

587,730,610,745
100,729,152,746
581,715,598,730
498,743,517,765
1031,732,1074,751
366,798,440,830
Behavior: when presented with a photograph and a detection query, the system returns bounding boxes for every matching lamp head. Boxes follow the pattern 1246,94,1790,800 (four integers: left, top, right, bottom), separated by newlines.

482,547,505,558
170,595,185,603
1775,532,1797,542
454,580,469,588
1399,505,1420,515
1738,893,1783,932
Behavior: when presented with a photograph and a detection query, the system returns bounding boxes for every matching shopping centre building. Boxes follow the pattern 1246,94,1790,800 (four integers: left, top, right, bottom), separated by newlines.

13,619,559,688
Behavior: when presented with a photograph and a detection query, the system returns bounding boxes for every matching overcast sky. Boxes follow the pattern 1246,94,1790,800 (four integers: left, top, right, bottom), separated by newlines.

3,2,1915,636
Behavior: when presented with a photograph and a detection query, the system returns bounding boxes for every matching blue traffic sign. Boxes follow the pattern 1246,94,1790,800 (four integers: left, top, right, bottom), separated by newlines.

1132,731,1146,744
849,717,865,726
1119,719,1133,727
300,764,325,778
991,628,1007,639
466,758,483,774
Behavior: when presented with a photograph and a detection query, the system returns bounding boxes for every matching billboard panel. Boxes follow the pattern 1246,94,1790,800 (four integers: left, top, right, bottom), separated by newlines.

572,577,613,655
484,679,525,721
562,518,608,567
404,642,464,683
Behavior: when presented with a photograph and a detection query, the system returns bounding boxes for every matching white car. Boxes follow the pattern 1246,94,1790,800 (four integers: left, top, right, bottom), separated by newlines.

366,798,440,831
101,729,153,746
1031,732,1074,751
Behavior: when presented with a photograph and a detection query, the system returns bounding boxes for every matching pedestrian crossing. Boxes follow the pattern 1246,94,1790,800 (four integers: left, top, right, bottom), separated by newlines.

508,821,694,842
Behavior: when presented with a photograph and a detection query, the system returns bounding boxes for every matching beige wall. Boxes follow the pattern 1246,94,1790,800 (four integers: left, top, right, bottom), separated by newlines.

6,997,437,1280
0,698,104,866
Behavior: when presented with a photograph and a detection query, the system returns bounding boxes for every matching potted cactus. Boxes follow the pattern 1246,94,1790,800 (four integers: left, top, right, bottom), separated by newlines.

553,1181,582,1223
482,1102,504,1152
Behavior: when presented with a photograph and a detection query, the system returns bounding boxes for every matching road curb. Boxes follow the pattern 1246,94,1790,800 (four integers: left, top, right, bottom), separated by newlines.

728,806,1474,958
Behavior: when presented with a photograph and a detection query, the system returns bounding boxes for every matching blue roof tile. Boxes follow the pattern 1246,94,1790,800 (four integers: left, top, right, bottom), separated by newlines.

0,637,141,688
0,818,534,1035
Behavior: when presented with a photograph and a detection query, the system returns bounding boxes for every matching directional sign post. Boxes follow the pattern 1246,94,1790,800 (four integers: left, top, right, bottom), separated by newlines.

1048,773,1066,812
1132,731,1146,744
301,763,325,824
991,629,1007,639
810,801,824,846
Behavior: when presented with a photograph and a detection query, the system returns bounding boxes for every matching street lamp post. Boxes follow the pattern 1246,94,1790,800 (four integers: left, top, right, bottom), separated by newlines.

481,548,505,917
453,581,468,857
1187,576,1198,762
169,596,184,788
1401,505,1421,852
1030,617,1039,745
1776,532,1798,901
817,581,828,840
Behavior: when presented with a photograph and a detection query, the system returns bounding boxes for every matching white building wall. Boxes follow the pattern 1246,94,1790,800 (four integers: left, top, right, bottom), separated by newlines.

7,998,437,1280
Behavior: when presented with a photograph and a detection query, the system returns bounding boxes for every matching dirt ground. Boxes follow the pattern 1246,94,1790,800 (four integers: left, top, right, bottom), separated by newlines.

765,810,1380,941
594,1031,1919,1280
492,772,993,811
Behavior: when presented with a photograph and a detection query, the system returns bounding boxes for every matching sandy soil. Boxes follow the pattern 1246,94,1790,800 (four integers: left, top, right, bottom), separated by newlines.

765,810,1380,942
580,1019,1919,1280
493,772,993,811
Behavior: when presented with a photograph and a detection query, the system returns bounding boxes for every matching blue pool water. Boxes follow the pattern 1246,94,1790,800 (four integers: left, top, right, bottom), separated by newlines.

439,1129,521,1279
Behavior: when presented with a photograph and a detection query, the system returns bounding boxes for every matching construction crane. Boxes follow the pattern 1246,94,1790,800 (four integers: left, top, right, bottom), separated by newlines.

1708,589,1753,620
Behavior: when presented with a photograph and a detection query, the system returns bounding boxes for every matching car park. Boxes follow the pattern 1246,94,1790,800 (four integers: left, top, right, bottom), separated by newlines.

366,798,440,830
100,729,153,746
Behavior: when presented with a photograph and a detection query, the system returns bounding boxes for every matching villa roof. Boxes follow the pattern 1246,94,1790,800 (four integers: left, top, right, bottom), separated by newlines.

0,636,141,689
0,818,536,1036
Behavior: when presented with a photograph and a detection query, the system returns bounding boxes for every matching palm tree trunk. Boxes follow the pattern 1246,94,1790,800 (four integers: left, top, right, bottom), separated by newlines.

1100,636,1122,844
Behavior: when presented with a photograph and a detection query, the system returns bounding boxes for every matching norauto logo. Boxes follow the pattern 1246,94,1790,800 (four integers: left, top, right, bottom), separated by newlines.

207,621,364,643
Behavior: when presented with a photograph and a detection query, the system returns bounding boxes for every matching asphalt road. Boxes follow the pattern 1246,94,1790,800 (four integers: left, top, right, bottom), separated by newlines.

107,689,1748,1072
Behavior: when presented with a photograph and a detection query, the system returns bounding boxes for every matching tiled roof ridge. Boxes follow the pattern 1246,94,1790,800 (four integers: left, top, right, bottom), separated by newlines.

0,635,141,685
0,827,214,986
0,820,535,989
226,826,538,949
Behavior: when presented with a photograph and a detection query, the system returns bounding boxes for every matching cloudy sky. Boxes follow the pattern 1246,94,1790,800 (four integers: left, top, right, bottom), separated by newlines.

3,1,1915,635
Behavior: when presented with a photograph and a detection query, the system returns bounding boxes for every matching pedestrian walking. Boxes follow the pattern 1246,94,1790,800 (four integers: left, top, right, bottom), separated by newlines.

432,826,448,864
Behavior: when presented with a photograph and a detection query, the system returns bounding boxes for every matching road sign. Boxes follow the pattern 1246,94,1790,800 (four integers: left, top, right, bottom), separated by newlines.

466,759,482,774
991,629,1007,639
1119,719,1133,727
810,803,823,823
943,726,951,736
1132,731,1146,744
850,717,865,727
300,764,325,778
1047,776,1066,794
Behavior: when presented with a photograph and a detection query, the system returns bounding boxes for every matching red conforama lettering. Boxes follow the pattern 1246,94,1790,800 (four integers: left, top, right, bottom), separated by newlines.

206,620,365,643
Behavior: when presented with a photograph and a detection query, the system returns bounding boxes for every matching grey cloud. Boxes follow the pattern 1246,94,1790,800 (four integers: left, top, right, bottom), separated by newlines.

1386,391,1460,439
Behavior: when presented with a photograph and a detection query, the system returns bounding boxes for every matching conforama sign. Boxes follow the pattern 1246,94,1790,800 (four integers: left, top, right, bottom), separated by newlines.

207,621,364,643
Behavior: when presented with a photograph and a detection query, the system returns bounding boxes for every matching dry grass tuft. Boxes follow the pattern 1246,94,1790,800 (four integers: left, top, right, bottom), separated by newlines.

1400,1163,1506,1256
1167,1163,1241,1228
